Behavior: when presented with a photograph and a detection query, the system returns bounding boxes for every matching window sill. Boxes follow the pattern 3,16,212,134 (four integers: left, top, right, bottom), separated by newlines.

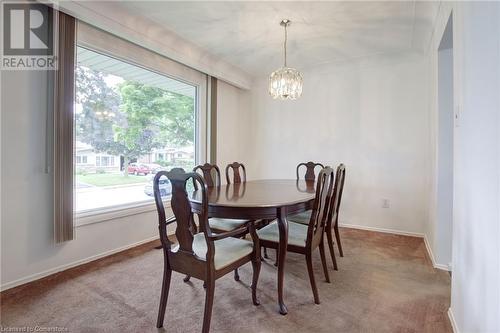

75,200,170,227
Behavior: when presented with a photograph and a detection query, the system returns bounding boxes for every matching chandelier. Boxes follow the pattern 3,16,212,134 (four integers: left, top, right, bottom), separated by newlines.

268,19,303,100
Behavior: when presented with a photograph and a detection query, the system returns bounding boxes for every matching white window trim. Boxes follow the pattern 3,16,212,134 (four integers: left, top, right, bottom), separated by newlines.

75,22,207,224
75,200,171,227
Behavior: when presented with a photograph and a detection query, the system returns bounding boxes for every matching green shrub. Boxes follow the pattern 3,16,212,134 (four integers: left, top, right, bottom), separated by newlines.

76,168,88,176
157,160,173,167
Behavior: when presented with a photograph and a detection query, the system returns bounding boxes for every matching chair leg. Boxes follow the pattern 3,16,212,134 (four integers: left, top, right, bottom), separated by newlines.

263,247,269,259
326,228,338,271
334,225,344,257
305,253,320,304
183,275,191,282
251,257,261,306
319,239,331,283
156,267,172,328
202,278,215,333
234,268,240,281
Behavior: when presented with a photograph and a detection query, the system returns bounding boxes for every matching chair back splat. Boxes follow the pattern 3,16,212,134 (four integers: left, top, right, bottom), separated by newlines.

307,166,335,248
226,162,246,184
296,161,324,181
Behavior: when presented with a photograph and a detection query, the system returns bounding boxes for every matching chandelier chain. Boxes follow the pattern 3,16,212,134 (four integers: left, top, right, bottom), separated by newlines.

283,24,288,67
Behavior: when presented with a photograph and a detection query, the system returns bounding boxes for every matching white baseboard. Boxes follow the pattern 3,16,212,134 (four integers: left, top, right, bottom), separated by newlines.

448,307,459,333
423,235,450,271
339,222,425,238
0,236,159,292
340,223,450,272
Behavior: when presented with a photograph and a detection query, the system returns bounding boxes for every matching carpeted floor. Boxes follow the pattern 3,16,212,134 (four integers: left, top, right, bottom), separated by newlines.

0,228,452,333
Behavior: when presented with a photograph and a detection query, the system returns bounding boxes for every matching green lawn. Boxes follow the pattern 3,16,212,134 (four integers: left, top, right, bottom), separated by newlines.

77,173,149,187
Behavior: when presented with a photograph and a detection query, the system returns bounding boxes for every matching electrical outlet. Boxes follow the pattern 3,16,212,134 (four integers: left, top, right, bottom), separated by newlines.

382,199,390,208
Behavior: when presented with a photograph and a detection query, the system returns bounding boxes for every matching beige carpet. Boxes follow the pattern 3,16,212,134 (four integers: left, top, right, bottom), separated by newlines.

0,228,452,333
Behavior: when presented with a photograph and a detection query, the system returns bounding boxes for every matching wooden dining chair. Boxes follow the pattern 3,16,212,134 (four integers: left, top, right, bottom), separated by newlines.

154,168,261,333
257,166,335,304
296,161,324,181
194,163,249,281
266,161,323,267
225,162,270,259
193,163,222,188
225,162,246,184
292,162,324,219
194,163,249,234
289,164,346,270
328,164,346,259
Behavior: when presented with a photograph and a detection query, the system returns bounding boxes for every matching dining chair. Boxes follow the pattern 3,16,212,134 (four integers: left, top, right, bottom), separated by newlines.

292,161,324,217
275,161,323,261
154,168,261,333
225,161,246,184
225,162,271,264
296,161,325,181
225,162,271,260
328,164,346,258
194,163,249,281
257,166,335,304
194,163,249,235
289,164,346,270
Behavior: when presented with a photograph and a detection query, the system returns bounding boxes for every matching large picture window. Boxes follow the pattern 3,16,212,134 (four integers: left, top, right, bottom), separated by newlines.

74,46,198,213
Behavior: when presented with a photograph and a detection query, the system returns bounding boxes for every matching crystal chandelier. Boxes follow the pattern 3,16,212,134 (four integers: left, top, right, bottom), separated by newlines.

269,19,303,100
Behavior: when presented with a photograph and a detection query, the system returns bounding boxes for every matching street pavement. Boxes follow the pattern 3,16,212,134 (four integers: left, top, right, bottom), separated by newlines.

76,183,153,212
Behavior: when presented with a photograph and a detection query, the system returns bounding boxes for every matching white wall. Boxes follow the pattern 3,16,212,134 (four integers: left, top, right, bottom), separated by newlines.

244,53,431,235
427,2,500,332
436,44,454,268
216,80,251,176
451,3,500,332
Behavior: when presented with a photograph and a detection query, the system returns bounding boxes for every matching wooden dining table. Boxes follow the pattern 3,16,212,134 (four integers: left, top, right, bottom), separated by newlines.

189,179,316,315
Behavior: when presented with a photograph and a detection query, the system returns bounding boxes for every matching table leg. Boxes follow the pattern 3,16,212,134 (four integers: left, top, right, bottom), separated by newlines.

276,207,289,315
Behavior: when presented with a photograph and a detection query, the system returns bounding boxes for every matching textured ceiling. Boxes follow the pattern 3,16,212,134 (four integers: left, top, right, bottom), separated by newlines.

106,1,439,76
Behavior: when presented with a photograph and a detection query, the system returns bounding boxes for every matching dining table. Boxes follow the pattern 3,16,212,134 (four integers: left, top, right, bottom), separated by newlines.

189,179,316,315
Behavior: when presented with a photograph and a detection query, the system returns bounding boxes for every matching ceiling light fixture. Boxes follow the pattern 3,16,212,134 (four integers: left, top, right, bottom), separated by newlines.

268,19,303,100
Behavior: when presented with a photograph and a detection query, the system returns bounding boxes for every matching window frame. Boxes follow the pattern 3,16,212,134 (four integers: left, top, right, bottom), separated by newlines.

75,22,208,225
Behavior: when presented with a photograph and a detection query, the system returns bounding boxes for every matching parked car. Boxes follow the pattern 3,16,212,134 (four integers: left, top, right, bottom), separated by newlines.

144,163,162,174
144,176,172,197
128,163,151,175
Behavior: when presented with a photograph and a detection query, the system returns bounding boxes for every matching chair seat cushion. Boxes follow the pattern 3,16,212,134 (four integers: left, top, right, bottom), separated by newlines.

287,210,312,225
185,233,254,270
209,218,248,232
257,221,308,248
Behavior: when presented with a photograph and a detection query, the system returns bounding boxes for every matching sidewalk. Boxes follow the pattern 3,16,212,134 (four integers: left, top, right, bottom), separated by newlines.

76,183,152,211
